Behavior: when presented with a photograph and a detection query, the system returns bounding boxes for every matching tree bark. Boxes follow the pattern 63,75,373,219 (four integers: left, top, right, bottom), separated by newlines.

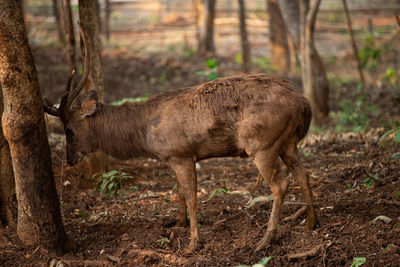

278,0,329,123
0,0,66,251
267,0,290,72
197,0,216,56
342,0,365,86
104,0,111,41
52,0,65,44
79,0,109,177
299,0,323,126
79,0,104,100
238,0,250,73
0,87,16,228
64,0,76,73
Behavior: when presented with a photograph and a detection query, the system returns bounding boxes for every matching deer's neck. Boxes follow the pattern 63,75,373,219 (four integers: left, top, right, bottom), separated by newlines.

87,102,153,159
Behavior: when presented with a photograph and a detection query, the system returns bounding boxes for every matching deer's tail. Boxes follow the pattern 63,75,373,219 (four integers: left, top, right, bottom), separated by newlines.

297,101,312,142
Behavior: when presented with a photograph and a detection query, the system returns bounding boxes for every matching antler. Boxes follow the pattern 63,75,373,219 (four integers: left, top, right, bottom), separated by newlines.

43,21,90,122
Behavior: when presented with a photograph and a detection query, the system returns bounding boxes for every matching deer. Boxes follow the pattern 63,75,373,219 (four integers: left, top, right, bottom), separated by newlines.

44,24,317,253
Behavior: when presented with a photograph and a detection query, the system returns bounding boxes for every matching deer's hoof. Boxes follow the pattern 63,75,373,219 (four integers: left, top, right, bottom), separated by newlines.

306,213,318,230
176,218,189,228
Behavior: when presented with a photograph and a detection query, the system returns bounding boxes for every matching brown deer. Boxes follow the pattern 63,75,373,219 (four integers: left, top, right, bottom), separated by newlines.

44,25,317,253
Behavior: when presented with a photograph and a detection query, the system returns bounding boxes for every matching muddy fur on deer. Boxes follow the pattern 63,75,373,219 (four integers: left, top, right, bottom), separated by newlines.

44,24,318,253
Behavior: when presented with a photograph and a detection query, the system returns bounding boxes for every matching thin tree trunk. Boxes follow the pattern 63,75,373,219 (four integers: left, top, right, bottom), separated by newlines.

267,0,290,72
278,0,329,121
52,0,65,44
0,87,16,228
197,0,216,56
104,0,111,41
238,0,250,73
79,0,109,177
79,0,104,99
342,0,365,86
64,0,76,73
300,0,322,126
0,0,66,251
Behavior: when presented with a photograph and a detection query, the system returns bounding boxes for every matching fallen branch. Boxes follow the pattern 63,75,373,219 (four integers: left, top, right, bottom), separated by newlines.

287,243,323,260
282,205,307,222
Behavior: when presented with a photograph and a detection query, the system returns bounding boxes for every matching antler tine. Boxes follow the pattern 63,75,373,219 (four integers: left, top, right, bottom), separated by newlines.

67,21,90,108
43,98,61,117
58,69,76,120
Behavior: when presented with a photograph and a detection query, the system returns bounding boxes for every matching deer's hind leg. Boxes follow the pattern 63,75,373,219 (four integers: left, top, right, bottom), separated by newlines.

280,136,318,230
252,149,289,252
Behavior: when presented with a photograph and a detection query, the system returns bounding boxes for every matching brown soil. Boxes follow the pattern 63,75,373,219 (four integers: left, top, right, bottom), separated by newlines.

1,46,399,266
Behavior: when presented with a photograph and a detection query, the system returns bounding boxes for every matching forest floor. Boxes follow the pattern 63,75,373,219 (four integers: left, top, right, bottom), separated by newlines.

0,45,400,266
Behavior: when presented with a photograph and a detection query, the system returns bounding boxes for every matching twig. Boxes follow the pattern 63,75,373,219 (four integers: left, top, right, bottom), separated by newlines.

287,244,323,260
396,15,400,28
342,0,365,86
377,199,400,207
282,205,307,222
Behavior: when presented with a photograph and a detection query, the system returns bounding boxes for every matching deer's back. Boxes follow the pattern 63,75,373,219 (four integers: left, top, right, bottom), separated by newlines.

146,74,311,160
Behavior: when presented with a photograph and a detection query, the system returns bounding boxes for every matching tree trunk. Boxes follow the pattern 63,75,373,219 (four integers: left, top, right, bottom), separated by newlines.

267,0,290,72
299,0,323,126
104,0,111,41
0,87,16,228
79,0,104,99
0,0,66,251
79,0,109,177
64,0,76,73
52,0,65,44
197,0,216,56
278,0,329,123
238,0,250,73
342,0,365,86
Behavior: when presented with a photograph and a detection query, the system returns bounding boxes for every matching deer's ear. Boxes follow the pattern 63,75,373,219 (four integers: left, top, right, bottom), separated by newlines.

79,90,98,118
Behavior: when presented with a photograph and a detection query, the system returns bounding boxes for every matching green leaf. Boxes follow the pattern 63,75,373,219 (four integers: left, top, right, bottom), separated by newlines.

394,128,400,143
350,257,366,267
100,180,109,194
258,256,274,265
379,128,396,142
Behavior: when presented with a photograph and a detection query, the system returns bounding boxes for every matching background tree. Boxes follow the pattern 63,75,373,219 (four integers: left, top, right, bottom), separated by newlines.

278,0,329,125
103,0,111,41
197,0,216,56
267,0,290,72
79,0,109,177
0,0,66,251
0,87,15,228
299,0,322,125
52,0,65,44
238,0,250,73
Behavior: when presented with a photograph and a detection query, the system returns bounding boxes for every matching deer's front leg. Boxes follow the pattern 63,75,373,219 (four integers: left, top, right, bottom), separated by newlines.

169,158,198,252
176,181,188,227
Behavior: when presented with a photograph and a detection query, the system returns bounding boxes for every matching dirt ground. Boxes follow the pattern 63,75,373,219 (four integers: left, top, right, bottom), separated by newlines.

0,45,400,266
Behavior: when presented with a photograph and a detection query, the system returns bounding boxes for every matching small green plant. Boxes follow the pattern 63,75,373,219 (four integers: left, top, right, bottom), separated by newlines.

110,96,148,105
350,257,366,267
362,176,375,189
195,58,219,80
330,94,377,132
359,34,381,70
183,48,196,58
92,169,133,198
252,57,271,73
236,256,274,267
157,237,170,249
208,186,230,200
235,53,243,64
379,126,400,144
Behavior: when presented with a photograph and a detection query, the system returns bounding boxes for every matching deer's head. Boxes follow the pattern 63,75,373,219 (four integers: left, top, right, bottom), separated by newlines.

44,22,96,165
